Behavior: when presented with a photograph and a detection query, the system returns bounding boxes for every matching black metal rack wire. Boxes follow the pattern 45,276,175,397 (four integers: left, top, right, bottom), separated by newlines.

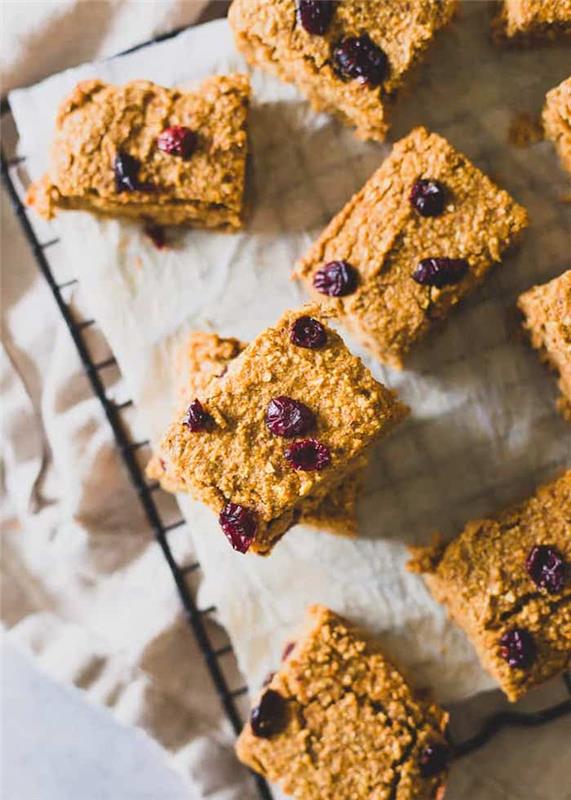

2,21,570,800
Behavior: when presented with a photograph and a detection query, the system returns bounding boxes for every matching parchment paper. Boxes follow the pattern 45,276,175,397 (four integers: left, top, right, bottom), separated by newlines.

9,7,570,713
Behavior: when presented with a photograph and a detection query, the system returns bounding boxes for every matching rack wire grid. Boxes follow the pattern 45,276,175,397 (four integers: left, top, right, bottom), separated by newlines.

2,21,570,800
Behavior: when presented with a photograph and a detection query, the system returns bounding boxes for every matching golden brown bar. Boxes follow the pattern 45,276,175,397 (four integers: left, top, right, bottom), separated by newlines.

295,127,528,368
236,605,449,799
410,471,571,702
27,74,250,230
147,331,366,538
157,307,408,555
229,0,457,141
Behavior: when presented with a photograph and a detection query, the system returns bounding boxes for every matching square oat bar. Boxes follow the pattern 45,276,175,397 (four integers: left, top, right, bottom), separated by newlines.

147,331,366,538
295,127,528,368
27,74,250,230
229,0,457,141
158,307,408,555
410,471,571,702
236,605,449,799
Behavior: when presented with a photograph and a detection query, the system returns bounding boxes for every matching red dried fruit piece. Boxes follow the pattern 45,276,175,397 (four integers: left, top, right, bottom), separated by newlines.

183,399,210,432
157,126,197,159
333,35,388,87
250,689,287,738
313,261,358,297
114,151,142,192
412,257,468,288
410,179,446,217
296,0,335,35
499,628,536,669
284,439,331,471
525,545,566,594
219,503,257,553
266,396,315,438
290,316,327,349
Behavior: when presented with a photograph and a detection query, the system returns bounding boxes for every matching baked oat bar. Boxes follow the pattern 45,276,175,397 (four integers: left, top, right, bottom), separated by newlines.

543,76,571,175
158,307,408,555
518,269,571,420
295,126,529,368
236,605,449,799
493,0,571,43
409,471,571,702
147,331,366,537
228,0,457,142
27,74,250,230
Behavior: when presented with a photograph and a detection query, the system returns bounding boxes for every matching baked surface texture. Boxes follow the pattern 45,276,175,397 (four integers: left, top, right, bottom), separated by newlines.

236,605,449,800
493,0,571,42
295,127,529,368
147,331,365,537
543,76,571,174
26,74,250,229
409,471,571,702
228,0,457,141
158,307,408,555
518,269,571,420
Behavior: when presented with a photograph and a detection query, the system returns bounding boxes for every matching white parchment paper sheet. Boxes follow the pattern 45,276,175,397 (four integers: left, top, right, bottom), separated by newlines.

9,9,570,713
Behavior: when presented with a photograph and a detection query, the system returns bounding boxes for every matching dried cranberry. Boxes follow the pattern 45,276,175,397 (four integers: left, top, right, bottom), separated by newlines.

526,545,566,594
250,689,287,738
419,742,450,777
219,503,257,553
410,179,446,217
281,641,295,661
157,126,197,159
114,151,143,192
285,438,331,471
144,223,167,249
266,396,315,438
296,0,335,35
412,258,469,288
313,261,358,297
290,316,327,349
183,399,210,432
333,35,388,87
499,628,536,669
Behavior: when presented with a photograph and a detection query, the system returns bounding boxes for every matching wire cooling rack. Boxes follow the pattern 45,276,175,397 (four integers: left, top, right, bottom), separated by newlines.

2,19,570,800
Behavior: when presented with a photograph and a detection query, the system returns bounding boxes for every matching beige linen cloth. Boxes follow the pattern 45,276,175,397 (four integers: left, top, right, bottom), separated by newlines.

2,3,571,800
